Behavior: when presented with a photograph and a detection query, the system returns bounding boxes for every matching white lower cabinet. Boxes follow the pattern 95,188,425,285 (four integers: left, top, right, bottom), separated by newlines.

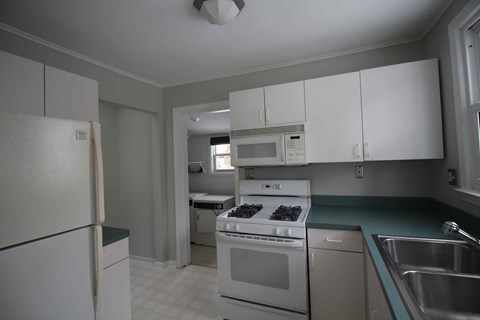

365,249,393,320
103,237,131,320
308,229,365,320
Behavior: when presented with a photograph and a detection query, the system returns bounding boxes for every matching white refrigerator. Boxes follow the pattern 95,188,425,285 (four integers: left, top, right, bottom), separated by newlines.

0,112,105,320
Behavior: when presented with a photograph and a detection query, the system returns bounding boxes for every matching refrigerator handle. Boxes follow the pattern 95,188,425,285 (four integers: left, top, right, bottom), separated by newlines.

93,224,104,320
91,121,105,224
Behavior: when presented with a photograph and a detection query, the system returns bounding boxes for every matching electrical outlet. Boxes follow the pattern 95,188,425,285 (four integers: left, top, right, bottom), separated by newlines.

355,166,364,179
448,169,458,186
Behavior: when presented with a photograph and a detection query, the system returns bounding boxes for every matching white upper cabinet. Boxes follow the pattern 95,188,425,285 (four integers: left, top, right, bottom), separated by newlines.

0,50,44,116
229,81,305,130
264,81,305,126
361,59,443,161
45,66,99,122
305,72,363,163
229,87,265,130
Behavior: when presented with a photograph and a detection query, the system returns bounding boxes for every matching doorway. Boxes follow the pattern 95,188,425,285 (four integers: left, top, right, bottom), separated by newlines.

172,100,238,268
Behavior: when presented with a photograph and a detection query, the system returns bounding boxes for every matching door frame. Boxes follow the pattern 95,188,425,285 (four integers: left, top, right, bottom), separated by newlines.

172,100,229,268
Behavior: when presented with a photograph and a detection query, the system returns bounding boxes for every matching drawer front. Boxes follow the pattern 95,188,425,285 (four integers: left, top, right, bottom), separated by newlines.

103,238,129,269
308,229,363,252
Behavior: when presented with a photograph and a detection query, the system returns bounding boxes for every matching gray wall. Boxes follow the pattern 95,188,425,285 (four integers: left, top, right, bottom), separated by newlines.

188,135,235,195
163,42,427,260
421,0,480,217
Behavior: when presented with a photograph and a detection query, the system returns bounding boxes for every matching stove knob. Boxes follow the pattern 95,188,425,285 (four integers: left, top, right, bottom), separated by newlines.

225,223,232,231
235,224,241,232
285,228,293,237
273,227,281,236
218,222,225,230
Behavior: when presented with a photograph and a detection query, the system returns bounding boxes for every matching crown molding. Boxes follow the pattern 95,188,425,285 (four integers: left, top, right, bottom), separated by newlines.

0,23,164,88
420,0,454,39
162,36,422,88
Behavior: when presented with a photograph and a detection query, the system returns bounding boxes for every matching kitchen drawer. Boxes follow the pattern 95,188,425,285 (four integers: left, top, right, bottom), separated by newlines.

103,237,129,269
308,229,363,253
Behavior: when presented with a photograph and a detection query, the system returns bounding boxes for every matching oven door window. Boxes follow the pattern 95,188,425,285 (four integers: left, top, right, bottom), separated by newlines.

230,248,289,289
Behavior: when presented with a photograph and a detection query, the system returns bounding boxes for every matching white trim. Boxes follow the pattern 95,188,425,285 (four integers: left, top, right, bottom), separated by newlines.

449,0,480,193
0,23,164,88
173,100,229,268
163,36,422,88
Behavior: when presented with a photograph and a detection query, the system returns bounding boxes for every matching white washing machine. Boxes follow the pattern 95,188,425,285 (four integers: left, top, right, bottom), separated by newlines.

194,195,235,247
189,193,207,243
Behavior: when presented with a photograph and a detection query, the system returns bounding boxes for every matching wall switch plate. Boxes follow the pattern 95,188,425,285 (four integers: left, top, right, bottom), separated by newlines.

448,169,458,186
355,166,364,179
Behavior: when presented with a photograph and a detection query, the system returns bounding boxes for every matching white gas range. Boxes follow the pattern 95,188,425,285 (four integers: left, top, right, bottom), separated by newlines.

216,180,311,320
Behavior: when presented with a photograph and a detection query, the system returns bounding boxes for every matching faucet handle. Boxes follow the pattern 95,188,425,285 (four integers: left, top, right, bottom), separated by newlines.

442,221,459,236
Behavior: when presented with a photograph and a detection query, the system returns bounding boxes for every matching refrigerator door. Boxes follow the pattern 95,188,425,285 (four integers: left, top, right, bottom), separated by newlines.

0,113,96,249
0,226,96,320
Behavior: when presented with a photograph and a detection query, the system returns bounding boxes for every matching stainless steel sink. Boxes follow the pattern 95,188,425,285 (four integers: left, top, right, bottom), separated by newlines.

403,271,480,319
380,236,480,274
373,235,480,320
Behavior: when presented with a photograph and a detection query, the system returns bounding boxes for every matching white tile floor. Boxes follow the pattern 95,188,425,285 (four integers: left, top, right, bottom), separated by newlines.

130,260,221,320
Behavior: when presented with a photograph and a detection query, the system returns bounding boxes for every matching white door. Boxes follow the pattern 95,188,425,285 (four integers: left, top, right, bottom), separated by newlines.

229,87,265,130
0,113,95,248
265,81,305,126
0,227,96,320
305,72,363,162
361,59,443,161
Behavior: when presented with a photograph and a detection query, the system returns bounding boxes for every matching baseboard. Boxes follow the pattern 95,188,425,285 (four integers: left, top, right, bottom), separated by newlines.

129,255,156,264
154,260,177,269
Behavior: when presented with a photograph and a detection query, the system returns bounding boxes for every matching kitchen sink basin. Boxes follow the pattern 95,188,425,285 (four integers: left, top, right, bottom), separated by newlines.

403,271,480,320
373,235,480,319
379,236,480,274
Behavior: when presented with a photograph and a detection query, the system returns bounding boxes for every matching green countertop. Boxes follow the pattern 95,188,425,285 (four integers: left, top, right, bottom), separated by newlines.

103,226,129,247
306,198,480,320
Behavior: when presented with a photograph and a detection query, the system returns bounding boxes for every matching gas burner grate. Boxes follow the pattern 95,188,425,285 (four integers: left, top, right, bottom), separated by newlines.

227,204,263,218
269,205,302,221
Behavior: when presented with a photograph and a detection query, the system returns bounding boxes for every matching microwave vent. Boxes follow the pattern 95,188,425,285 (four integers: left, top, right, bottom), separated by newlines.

231,124,305,138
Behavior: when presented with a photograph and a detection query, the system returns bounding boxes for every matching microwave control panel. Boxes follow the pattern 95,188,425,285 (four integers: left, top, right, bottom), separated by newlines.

285,133,306,164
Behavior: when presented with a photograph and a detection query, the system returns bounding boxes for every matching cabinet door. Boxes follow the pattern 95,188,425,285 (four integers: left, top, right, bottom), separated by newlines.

45,66,98,121
264,81,305,126
229,87,265,130
305,73,363,163
366,251,393,320
0,50,44,116
103,258,131,320
361,59,443,161
309,248,365,320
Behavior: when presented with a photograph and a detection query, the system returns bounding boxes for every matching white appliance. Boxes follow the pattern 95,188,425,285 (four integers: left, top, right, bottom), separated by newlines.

0,112,105,320
230,124,307,166
194,195,235,247
189,192,207,243
216,180,311,320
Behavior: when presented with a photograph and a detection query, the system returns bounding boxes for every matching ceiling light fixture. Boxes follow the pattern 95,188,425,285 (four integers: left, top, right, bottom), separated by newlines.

193,0,245,25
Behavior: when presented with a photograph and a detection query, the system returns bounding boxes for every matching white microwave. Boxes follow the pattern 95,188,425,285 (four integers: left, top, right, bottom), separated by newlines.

230,124,307,166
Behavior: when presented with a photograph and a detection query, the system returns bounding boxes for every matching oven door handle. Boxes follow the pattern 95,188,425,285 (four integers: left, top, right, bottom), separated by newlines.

216,232,305,249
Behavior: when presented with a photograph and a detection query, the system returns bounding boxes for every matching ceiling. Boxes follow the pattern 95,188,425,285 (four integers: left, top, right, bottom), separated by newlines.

187,110,230,136
0,0,452,87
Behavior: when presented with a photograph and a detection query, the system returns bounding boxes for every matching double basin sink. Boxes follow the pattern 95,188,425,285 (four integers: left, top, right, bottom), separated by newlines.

374,235,480,319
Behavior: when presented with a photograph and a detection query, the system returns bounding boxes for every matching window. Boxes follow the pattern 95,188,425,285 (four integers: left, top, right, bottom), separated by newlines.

450,1,480,201
210,136,234,173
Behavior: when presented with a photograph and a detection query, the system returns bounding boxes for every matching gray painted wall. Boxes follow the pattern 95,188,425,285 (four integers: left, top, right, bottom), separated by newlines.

188,135,235,195
422,0,480,217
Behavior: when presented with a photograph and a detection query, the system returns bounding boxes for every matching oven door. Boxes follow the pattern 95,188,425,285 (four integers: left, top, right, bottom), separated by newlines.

216,232,308,313
230,134,285,166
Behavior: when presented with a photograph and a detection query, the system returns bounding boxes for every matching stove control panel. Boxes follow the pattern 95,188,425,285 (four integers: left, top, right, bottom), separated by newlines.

217,221,306,239
261,183,282,190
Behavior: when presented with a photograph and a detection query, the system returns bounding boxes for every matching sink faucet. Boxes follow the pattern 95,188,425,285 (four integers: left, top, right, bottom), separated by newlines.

442,221,480,250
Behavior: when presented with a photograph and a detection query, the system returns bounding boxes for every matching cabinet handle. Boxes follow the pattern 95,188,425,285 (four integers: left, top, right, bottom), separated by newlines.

265,109,271,122
258,110,264,123
354,144,360,158
364,143,370,157
311,252,315,269
326,238,343,243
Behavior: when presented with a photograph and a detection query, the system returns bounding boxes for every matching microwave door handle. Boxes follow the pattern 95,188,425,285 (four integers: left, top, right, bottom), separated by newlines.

216,232,305,249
